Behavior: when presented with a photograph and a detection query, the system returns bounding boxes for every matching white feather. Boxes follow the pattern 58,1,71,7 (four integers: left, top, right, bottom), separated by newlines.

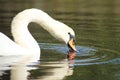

0,8,75,62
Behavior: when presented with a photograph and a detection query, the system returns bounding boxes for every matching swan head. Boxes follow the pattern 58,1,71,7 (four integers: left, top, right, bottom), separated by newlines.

49,21,77,51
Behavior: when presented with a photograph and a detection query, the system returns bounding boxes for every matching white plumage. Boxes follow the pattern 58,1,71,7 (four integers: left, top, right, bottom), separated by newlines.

0,8,75,62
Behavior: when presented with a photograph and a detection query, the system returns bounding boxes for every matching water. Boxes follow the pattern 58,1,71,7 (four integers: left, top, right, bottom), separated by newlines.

0,0,120,80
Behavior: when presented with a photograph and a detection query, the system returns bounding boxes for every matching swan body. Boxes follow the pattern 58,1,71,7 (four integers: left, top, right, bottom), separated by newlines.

0,8,75,62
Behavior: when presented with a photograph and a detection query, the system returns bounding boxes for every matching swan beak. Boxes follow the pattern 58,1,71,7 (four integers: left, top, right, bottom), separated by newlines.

68,38,77,51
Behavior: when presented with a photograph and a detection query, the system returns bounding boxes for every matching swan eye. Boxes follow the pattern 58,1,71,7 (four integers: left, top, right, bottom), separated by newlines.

68,32,74,40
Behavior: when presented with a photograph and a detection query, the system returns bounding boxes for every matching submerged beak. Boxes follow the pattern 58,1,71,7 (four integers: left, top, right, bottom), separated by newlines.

68,38,77,51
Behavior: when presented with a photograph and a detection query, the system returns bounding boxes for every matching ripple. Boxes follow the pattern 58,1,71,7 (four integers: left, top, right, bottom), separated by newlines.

39,43,96,54
39,43,120,66
75,47,120,66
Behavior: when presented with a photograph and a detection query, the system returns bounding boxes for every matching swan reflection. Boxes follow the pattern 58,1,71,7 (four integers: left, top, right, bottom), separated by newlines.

67,51,75,76
10,54,75,80
10,60,74,80
11,64,29,80
35,51,75,80
10,58,38,80
0,51,73,80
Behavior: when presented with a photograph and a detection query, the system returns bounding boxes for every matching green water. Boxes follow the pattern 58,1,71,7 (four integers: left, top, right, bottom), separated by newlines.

0,0,120,80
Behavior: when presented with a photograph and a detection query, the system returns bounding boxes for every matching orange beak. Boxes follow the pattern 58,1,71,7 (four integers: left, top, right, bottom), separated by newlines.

68,38,77,51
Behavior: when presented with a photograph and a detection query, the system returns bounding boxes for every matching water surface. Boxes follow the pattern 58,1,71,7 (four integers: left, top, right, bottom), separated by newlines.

0,0,120,80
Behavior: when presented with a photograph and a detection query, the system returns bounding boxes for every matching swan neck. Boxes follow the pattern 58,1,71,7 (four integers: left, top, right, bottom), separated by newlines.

11,9,53,49
11,9,70,50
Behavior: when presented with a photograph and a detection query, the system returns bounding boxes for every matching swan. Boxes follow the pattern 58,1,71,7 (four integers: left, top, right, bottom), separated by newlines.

0,8,76,62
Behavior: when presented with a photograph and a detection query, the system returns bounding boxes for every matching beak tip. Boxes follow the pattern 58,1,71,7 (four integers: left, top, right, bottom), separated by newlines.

75,50,79,52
